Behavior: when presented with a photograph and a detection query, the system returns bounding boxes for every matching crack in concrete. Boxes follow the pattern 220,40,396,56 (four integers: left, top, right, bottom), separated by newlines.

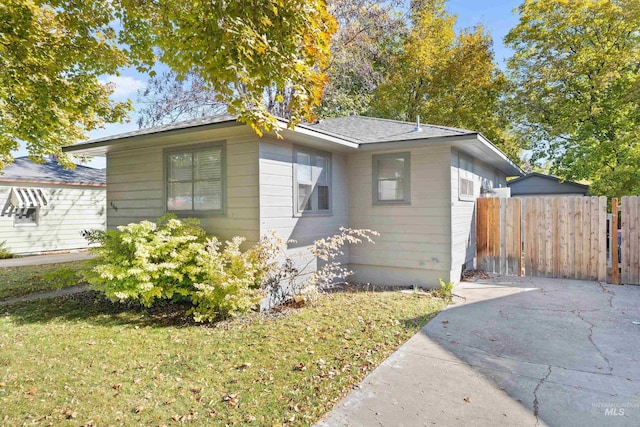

427,334,626,380
572,309,613,374
533,365,552,425
598,282,615,308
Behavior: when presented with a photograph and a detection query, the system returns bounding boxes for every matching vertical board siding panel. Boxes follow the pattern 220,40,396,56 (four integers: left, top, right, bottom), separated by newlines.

491,198,500,273
538,198,545,277
598,196,607,282
590,197,599,281
636,197,640,284
611,198,619,285
630,196,636,284
514,198,522,276
545,198,554,277
627,197,632,284
505,199,514,275
476,198,487,271
529,198,537,276
568,197,576,279
500,198,507,275
583,197,592,281
574,197,583,279
552,198,560,277
622,197,630,284
558,197,567,278
524,198,532,276
486,198,493,273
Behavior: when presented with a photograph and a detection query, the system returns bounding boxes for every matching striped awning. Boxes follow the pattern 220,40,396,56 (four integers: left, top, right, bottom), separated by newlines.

9,187,48,208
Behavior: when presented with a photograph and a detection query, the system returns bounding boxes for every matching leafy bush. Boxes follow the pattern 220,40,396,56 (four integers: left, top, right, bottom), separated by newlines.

0,241,14,259
84,215,378,321
436,278,454,302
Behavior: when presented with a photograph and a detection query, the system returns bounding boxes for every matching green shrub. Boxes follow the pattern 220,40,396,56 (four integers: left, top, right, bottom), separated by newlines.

84,215,378,321
83,215,274,320
437,278,454,302
0,241,14,259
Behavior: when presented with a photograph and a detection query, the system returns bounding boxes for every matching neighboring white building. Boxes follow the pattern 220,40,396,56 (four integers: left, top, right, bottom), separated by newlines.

63,115,523,286
0,157,106,255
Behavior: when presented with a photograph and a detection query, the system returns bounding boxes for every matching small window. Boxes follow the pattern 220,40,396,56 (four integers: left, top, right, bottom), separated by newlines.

459,152,475,201
294,147,331,215
372,152,411,205
14,208,38,227
166,144,225,215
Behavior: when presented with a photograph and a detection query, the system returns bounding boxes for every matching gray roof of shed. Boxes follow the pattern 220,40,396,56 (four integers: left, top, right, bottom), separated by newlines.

0,157,106,185
507,172,589,195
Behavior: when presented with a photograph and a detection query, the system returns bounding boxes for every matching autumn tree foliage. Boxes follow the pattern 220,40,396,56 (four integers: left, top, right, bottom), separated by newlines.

0,0,336,169
370,0,519,161
506,0,640,196
316,0,407,117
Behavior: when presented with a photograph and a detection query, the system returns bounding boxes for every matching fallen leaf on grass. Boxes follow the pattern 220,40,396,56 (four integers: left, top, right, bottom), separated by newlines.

61,408,77,419
134,405,144,413
27,386,37,395
236,362,252,370
112,384,121,390
222,393,239,407
293,363,306,371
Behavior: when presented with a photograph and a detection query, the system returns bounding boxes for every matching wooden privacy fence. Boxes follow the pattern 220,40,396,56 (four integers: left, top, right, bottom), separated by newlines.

477,196,640,285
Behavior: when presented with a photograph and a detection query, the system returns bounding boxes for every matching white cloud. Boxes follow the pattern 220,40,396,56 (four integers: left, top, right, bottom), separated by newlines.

100,75,146,98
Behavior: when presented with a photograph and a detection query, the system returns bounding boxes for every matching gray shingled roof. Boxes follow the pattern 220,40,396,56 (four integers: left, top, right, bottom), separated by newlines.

87,113,239,144
299,115,474,143
0,157,106,185
70,114,473,149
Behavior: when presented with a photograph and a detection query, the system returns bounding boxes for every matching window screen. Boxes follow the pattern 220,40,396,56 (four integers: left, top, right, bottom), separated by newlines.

166,145,224,214
372,152,411,204
294,147,331,215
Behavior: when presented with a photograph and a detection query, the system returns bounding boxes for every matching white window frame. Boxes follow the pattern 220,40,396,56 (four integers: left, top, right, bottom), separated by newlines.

14,207,39,227
372,152,411,205
458,152,475,201
164,142,226,216
293,146,332,216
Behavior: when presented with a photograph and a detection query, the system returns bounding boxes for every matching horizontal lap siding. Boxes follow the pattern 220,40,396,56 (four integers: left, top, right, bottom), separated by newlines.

347,146,452,287
0,183,106,254
450,148,507,281
107,131,260,244
258,139,349,267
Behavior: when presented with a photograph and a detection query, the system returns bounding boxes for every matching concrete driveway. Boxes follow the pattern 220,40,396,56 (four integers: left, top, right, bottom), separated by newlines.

318,277,640,426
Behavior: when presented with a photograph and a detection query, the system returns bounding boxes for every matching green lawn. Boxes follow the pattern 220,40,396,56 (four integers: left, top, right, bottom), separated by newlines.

0,261,88,300
0,289,446,425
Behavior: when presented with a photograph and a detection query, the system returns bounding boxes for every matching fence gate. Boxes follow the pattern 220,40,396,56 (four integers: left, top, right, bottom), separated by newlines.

477,196,610,282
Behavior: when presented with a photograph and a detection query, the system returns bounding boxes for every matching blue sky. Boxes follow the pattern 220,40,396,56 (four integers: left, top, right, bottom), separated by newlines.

13,0,523,168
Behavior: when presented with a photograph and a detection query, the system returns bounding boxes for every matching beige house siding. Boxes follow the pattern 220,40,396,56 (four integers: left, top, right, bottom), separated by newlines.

258,138,350,269
0,182,105,254
450,148,507,281
106,129,260,244
347,146,453,287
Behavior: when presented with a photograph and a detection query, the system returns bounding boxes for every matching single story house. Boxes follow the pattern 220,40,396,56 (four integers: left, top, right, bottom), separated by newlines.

0,156,106,255
507,172,589,197
63,114,523,286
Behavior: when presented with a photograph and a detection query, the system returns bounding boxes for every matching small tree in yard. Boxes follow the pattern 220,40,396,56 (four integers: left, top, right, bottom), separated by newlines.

83,216,377,321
